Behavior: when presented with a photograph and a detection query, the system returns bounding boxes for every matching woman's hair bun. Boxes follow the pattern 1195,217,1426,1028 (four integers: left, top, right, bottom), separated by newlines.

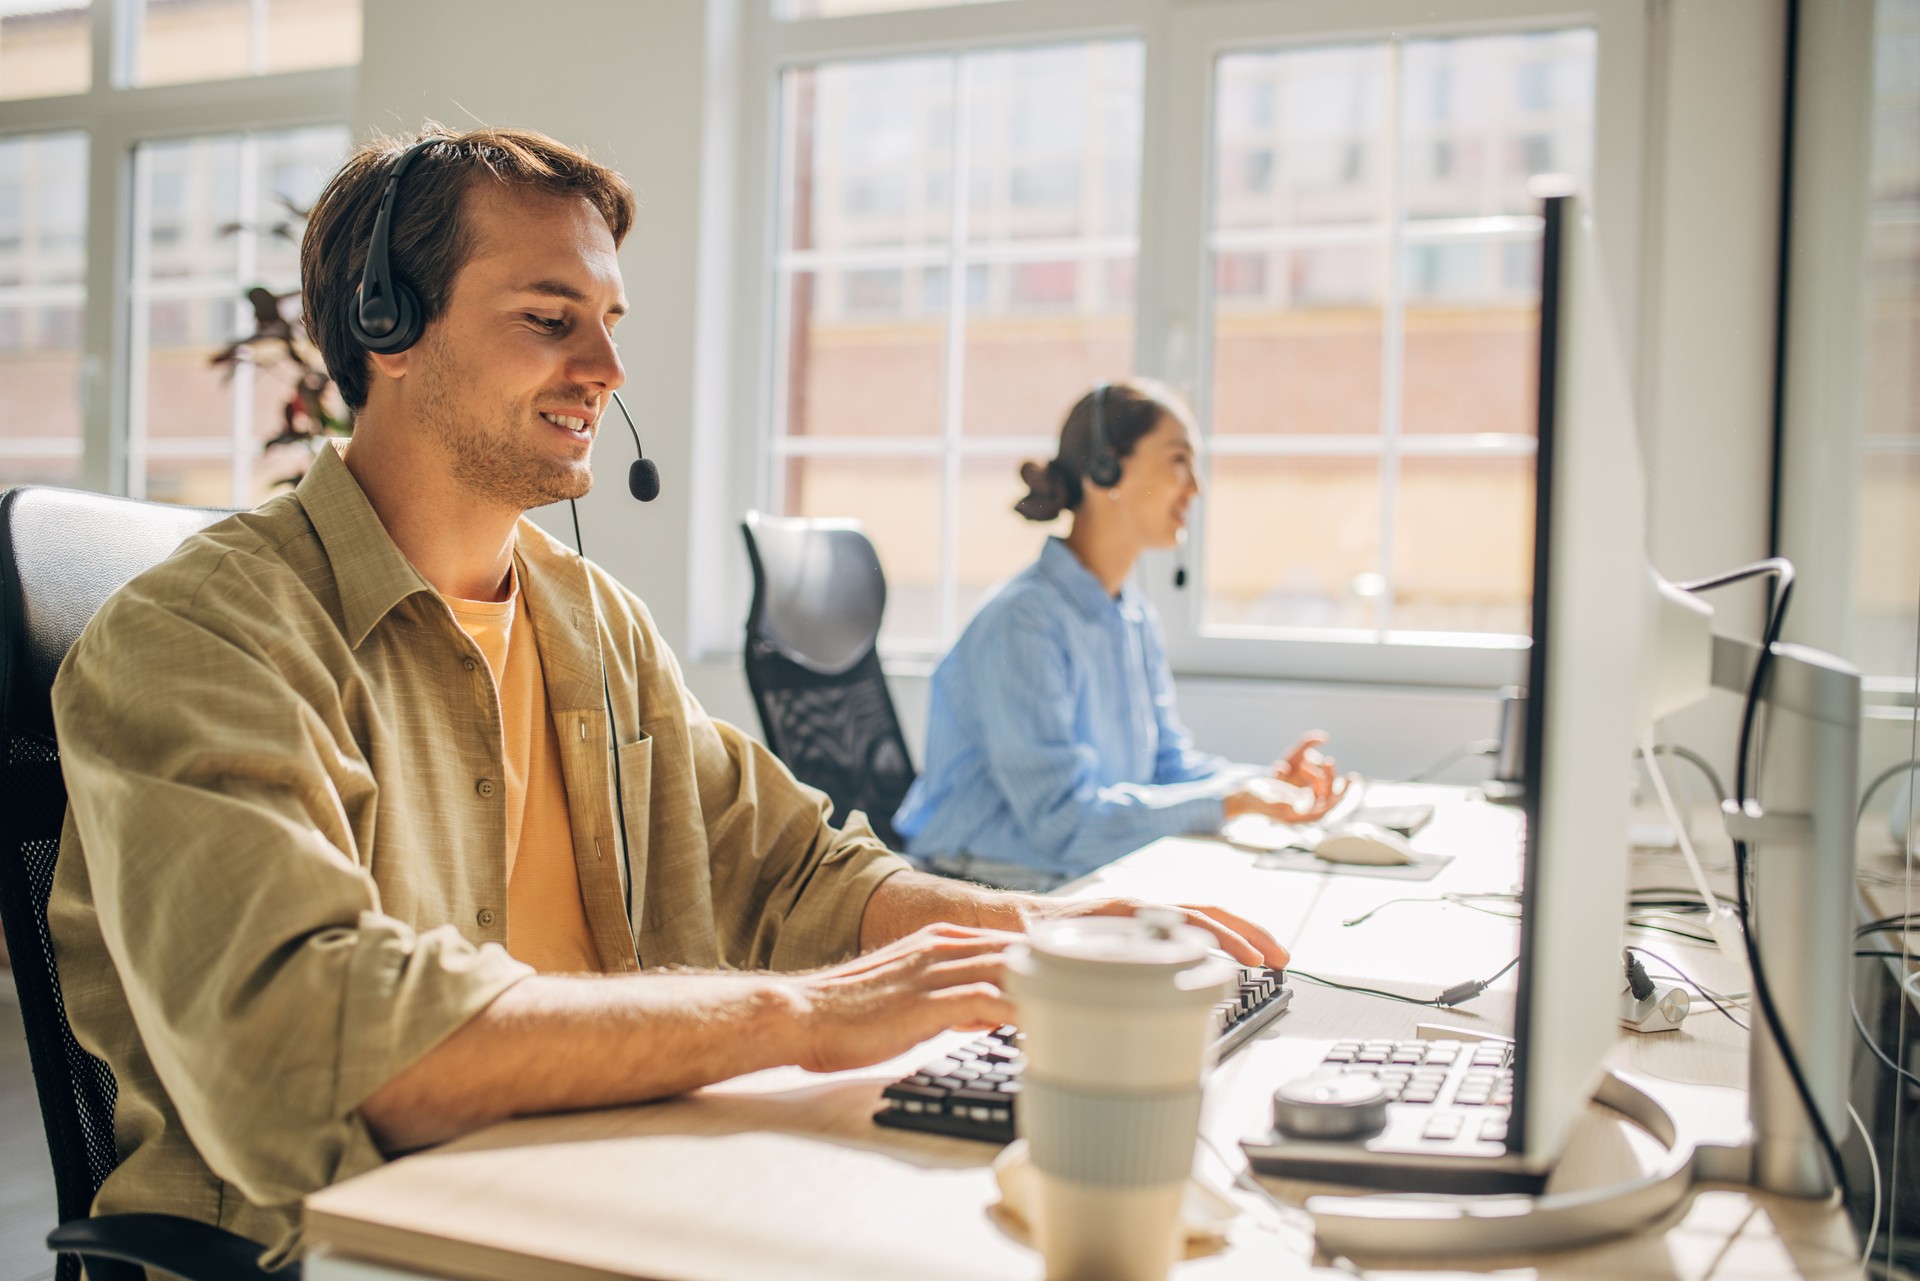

1014,459,1070,522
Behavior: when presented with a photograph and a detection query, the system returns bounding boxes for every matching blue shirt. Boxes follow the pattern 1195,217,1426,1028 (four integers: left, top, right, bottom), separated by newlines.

894,537,1247,879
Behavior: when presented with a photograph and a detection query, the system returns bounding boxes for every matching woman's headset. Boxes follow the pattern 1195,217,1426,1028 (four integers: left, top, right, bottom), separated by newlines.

1085,382,1123,489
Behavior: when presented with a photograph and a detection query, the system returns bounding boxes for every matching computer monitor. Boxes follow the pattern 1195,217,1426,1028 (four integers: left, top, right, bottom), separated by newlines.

1244,189,1660,1195
1507,188,1652,1171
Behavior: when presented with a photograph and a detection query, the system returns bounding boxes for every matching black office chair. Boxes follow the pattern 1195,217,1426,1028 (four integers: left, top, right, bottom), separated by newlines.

0,486,290,1281
740,512,915,852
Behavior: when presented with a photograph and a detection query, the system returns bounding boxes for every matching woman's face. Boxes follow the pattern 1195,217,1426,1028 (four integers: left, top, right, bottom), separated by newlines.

1106,411,1200,550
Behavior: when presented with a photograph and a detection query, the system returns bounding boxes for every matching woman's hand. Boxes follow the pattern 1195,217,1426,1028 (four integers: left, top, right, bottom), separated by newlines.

1221,733,1353,825
1274,731,1340,800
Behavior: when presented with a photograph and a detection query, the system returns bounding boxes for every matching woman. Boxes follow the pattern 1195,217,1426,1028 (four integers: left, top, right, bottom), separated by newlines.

893,378,1349,891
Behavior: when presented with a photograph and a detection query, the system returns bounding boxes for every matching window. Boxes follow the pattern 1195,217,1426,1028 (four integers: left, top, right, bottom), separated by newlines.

0,131,85,486
129,125,346,506
1199,30,1595,642
768,41,1144,652
728,0,1642,683
0,0,353,499
0,2,90,100
131,0,360,86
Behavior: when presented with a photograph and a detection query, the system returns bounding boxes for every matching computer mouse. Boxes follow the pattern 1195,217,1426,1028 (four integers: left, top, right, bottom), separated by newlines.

1314,822,1417,866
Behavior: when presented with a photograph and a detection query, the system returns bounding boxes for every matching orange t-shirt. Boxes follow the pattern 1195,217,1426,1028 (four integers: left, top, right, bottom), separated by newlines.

444,566,600,974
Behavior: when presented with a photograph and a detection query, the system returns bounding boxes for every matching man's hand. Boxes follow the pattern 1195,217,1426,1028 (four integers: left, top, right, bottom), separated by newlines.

1008,896,1289,971
782,923,1020,1075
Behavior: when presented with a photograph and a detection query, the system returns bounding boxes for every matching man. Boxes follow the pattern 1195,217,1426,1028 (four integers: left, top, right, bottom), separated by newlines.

48,126,1287,1266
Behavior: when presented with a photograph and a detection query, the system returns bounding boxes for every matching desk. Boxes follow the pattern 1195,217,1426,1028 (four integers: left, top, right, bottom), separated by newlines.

303,786,1859,1280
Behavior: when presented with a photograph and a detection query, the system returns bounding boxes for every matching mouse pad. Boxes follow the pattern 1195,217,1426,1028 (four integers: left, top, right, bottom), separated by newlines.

1241,847,1453,881
1215,816,1453,880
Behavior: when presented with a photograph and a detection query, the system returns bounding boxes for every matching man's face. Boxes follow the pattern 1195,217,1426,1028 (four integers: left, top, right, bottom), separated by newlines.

405,183,628,511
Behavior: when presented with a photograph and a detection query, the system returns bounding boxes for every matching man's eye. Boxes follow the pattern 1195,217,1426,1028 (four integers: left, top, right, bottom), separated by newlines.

528,315,565,332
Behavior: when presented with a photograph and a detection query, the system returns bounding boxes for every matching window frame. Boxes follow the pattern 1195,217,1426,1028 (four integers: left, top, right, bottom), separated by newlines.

0,0,351,498
728,0,1650,689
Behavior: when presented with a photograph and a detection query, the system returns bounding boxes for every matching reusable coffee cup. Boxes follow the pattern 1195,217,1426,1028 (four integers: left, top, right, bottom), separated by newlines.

1005,908,1237,1281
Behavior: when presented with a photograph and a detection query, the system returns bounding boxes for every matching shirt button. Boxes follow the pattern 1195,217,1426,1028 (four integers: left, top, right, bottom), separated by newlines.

476,908,496,928
475,778,496,798
463,657,477,672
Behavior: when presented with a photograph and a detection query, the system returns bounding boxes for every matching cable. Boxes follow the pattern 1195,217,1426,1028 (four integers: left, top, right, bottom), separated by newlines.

1854,1100,1883,1275
1639,735,1744,969
1861,758,1920,826
1290,957,1519,1009
1194,1133,1317,1248
1676,559,1853,1211
1623,917,1717,946
1853,990,1920,1091
1340,891,1522,927
1893,577,1920,1279
1625,945,1747,1029
1408,738,1500,784
1646,742,1731,805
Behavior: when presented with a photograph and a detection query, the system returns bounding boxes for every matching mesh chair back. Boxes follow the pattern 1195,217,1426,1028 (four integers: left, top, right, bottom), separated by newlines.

0,487,228,1274
740,512,914,851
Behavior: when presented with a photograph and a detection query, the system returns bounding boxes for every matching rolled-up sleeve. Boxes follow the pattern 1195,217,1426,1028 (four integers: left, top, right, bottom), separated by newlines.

52,590,531,1225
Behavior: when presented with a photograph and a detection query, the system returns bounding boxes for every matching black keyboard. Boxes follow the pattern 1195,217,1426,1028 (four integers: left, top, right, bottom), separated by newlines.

874,966,1292,1144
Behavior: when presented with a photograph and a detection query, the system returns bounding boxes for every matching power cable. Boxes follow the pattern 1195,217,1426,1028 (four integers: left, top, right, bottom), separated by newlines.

1408,738,1500,784
1676,559,1853,1211
1861,758,1920,826
1290,957,1519,1009
1645,741,1730,805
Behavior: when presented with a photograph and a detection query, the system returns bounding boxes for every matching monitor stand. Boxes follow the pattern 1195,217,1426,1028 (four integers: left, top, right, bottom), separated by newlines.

1281,637,1859,1259
1304,1068,1753,1259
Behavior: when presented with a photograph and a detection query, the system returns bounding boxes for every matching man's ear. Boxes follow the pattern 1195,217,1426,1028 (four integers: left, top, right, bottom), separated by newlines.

367,347,412,382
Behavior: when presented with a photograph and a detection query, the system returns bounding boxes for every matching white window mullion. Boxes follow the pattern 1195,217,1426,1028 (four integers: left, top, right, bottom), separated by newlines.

229,133,261,505
937,52,972,648
248,0,271,76
1375,38,1408,638
125,142,153,500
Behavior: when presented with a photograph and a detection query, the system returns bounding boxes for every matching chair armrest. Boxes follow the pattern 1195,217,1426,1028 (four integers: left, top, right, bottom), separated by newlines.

47,1213,297,1281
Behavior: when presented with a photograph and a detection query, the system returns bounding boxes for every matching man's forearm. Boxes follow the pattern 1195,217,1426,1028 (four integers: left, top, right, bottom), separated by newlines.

858,869,1032,951
358,970,801,1152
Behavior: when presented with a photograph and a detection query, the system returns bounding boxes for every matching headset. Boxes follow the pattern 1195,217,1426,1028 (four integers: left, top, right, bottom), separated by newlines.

1085,380,1190,589
353,137,662,939
1085,382,1123,490
350,137,660,503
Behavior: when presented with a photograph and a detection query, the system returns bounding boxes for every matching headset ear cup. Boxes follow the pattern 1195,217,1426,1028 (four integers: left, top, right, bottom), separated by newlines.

1087,451,1122,490
350,279,424,355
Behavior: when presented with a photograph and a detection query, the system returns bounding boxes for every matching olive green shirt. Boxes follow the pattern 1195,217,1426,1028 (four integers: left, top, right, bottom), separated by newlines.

47,443,907,1262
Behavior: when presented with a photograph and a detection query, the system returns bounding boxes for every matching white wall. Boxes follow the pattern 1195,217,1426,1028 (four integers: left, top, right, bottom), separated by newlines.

1635,0,1786,769
356,0,722,659
356,0,1788,785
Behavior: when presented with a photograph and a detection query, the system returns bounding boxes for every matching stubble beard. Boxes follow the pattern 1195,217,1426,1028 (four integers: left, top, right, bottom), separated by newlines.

413,334,594,512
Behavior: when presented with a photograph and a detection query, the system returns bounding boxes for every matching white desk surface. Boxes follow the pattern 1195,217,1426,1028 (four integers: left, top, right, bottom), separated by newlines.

304,786,1860,1281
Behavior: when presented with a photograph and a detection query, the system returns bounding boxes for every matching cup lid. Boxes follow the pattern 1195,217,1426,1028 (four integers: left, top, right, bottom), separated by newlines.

1029,911,1207,967
1007,910,1237,1006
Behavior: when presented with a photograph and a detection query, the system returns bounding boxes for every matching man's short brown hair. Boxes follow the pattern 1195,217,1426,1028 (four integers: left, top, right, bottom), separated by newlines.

301,124,636,411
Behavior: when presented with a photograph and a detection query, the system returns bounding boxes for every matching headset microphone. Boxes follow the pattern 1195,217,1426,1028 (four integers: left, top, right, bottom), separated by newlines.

608,390,659,502
1175,550,1187,590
